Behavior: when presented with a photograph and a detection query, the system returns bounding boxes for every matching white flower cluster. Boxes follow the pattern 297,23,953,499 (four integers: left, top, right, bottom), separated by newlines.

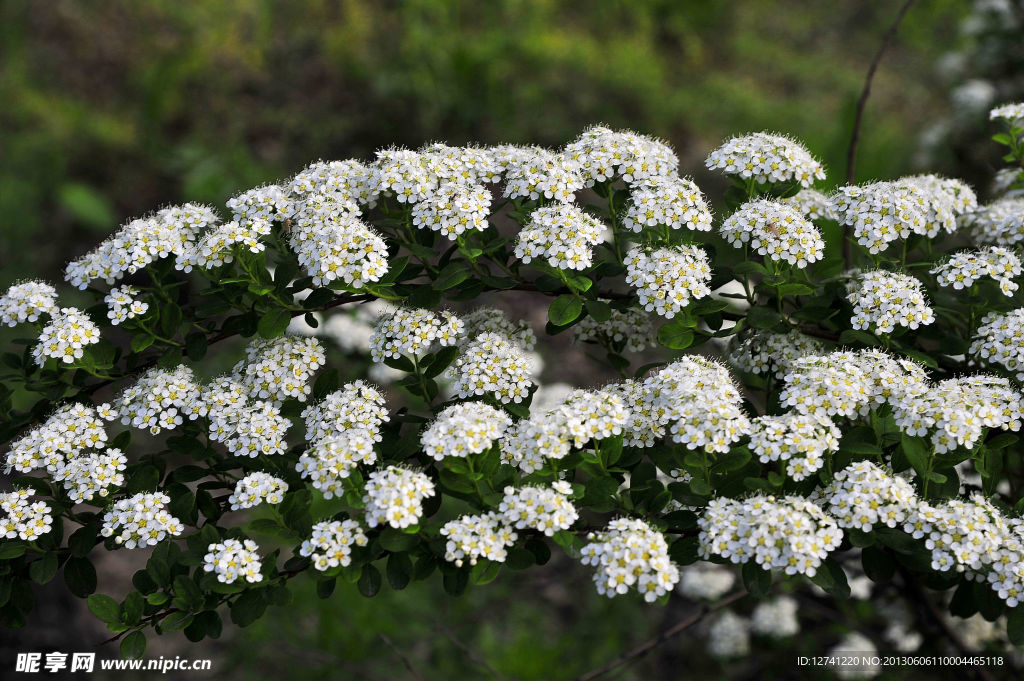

288,159,378,208
622,176,712,233
499,410,573,473
502,147,584,202
33,307,101,366
707,611,751,659
440,512,517,567
371,147,436,204
300,519,369,571
228,472,289,510
972,308,1024,380
573,306,655,353
580,517,680,602
0,280,57,326
720,199,825,267
889,374,1022,454
828,182,925,254
411,183,490,239
678,562,736,601
226,185,294,223
369,307,463,361
906,494,1024,606
748,412,840,481
726,330,826,380
64,205,212,289
624,245,712,318
217,400,290,458
420,143,503,186
178,218,271,270
565,125,679,187
846,269,935,334
203,538,263,584
514,203,603,271
903,174,977,233
779,350,927,420
114,365,202,435
817,461,918,531
104,285,149,325
232,336,326,403
698,495,843,576
296,382,390,498
991,168,1024,200
828,633,879,679
0,490,53,541
448,332,534,404
54,448,127,504
644,357,751,453
460,307,537,351
780,189,836,221
557,388,630,448
296,432,377,499
363,466,436,529
606,379,665,447
751,596,800,638
289,213,389,288
421,402,511,461
932,247,1022,295
5,402,113,475
990,102,1024,125
100,491,183,549
963,198,1024,247
302,381,390,444
498,482,578,536
705,132,825,188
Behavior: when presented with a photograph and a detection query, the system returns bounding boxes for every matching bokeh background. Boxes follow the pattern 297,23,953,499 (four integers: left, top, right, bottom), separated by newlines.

2,0,1021,679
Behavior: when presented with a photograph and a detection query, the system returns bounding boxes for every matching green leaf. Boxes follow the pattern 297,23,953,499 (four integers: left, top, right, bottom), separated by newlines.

64,556,97,597
257,308,292,339
87,594,121,623
120,631,146,660
901,435,930,477
58,183,115,231
810,559,851,599
776,282,815,297
386,553,412,591
358,564,382,597
987,433,1018,450
229,590,266,628
160,611,195,632
583,299,612,322
548,295,583,326
734,261,769,277
746,306,782,330
433,263,470,290
838,329,879,347
29,552,59,585
1009,607,1024,645
379,528,419,553
0,543,26,560
185,332,208,361
741,561,771,598
657,322,694,350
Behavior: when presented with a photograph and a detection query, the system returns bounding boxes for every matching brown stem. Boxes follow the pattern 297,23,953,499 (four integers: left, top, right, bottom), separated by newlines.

843,0,916,266
573,591,746,681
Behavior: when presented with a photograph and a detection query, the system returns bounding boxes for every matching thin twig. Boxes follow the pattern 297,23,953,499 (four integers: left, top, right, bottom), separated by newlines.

843,0,916,266
573,591,746,681
379,633,428,681
896,564,999,681
435,619,512,681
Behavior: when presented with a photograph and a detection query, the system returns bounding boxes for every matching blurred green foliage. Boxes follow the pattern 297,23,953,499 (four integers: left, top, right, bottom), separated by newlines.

2,0,967,285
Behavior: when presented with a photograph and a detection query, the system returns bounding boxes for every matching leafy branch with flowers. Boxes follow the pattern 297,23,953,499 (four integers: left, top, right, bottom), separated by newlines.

3,105,1024,670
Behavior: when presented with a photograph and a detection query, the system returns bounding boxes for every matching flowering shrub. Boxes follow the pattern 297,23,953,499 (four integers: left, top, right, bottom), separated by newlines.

3,113,1024,664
